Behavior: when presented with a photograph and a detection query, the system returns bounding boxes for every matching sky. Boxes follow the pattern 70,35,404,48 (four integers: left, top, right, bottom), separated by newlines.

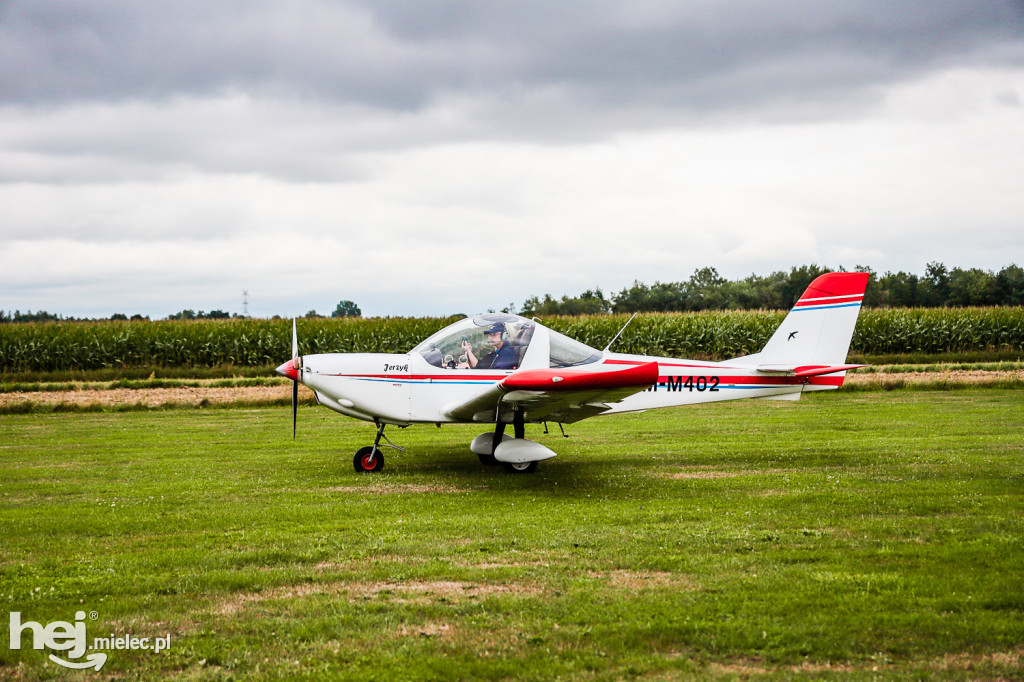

2,1,1023,319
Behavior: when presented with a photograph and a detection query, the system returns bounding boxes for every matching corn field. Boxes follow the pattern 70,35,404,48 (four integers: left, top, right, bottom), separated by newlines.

1,308,1022,372
0,317,457,373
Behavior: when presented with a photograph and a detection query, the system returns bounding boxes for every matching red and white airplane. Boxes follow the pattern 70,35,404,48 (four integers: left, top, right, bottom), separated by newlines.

277,272,869,474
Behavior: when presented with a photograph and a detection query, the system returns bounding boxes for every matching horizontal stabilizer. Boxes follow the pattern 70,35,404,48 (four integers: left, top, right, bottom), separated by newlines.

757,364,865,377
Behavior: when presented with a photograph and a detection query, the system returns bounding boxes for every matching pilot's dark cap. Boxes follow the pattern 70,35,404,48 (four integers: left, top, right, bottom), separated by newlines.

486,323,506,334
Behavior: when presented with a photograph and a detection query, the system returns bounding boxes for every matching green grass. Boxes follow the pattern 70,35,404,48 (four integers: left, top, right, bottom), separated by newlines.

2,391,1023,679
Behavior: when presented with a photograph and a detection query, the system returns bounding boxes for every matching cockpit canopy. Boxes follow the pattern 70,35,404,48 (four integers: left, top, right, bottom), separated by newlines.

413,313,602,370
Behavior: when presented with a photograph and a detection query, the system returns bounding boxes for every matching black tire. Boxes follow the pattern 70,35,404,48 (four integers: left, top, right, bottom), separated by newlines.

354,446,384,473
503,461,538,474
477,453,499,466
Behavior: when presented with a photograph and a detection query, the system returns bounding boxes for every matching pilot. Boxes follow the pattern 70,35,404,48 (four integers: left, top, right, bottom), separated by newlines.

461,323,518,369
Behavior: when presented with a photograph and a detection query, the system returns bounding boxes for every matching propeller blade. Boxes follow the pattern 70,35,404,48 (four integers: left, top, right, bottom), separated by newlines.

291,318,299,439
291,378,298,440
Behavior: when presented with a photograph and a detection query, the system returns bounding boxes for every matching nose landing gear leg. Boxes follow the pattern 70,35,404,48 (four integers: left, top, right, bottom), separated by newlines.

354,420,403,473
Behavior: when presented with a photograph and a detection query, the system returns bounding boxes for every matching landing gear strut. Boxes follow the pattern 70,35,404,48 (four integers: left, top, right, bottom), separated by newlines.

479,410,527,467
353,420,403,473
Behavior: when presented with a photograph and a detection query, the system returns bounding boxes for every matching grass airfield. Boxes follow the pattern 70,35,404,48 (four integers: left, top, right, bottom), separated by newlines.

2,390,1023,680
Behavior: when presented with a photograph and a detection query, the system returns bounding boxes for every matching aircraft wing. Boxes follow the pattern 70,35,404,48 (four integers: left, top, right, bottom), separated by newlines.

444,361,659,424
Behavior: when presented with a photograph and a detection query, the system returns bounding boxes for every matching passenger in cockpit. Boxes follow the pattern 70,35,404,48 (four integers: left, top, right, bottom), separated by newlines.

462,323,518,369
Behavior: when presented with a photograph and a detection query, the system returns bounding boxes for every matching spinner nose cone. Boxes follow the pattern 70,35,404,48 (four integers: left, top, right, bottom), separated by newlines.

276,358,300,381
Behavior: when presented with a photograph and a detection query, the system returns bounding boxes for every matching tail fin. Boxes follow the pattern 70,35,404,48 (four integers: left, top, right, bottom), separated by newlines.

739,272,869,372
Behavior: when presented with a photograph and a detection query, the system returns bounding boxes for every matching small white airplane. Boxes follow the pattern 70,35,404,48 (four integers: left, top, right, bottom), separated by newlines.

277,272,869,474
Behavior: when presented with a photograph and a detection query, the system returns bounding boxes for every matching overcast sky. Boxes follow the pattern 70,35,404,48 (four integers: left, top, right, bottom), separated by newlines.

2,1,1023,319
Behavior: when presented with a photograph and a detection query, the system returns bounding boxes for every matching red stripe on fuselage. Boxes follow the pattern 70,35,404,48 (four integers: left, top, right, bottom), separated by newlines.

322,373,508,381
653,374,843,387
317,371,843,387
604,361,845,386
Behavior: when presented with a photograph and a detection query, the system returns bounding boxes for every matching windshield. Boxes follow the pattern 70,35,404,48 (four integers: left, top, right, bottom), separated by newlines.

548,328,602,368
414,313,536,370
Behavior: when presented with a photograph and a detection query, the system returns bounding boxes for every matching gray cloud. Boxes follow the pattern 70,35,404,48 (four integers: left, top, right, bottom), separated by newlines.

3,1,1021,118
3,0,1021,186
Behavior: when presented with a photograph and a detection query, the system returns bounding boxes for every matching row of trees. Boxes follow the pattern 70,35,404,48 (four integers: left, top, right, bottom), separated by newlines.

166,310,236,320
1,310,150,324
166,300,363,321
301,300,363,319
520,263,1024,316
0,299,363,324
0,310,234,323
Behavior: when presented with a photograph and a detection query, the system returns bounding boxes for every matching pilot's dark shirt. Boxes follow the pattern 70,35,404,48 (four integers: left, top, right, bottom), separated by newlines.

477,342,517,369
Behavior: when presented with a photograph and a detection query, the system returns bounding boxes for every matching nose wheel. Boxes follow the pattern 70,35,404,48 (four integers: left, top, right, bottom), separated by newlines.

354,446,384,473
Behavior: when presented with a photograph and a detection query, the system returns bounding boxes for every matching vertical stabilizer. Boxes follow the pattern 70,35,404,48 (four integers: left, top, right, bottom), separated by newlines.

746,272,869,369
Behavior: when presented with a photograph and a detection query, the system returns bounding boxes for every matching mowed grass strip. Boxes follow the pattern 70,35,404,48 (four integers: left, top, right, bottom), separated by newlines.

1,391,1022,679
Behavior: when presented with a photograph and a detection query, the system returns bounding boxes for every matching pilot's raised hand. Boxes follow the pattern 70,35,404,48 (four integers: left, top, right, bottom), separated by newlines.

460,340,478,368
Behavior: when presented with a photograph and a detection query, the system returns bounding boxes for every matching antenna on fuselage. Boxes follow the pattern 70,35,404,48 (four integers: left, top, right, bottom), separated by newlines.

603,312,638,352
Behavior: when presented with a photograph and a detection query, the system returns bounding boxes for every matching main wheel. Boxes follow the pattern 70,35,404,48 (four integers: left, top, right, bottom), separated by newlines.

354,446,384,473
477,453,499,466
503,461,538,474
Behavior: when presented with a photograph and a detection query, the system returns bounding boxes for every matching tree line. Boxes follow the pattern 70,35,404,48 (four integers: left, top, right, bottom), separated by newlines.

0,309,227,323
519,263,1024,316
0,310,151,324
0,299,363,324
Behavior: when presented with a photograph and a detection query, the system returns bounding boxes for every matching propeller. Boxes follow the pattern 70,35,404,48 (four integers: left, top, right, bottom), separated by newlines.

275,319,302,440
291,318,298,439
